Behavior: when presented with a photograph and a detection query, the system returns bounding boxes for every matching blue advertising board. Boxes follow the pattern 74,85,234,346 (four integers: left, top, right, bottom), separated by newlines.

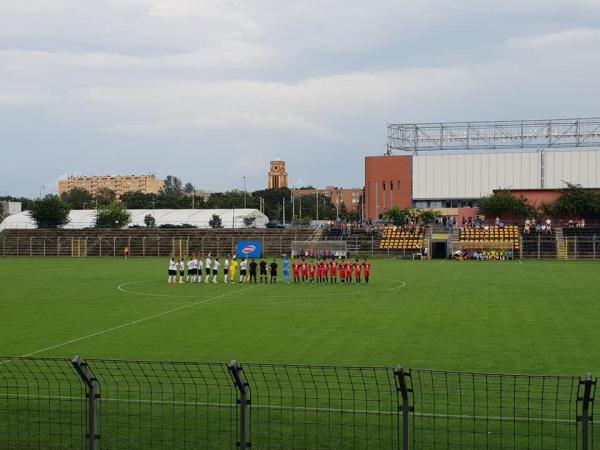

237,240,262,258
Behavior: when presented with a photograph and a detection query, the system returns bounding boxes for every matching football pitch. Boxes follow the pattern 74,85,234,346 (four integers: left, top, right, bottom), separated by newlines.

2,257,599,375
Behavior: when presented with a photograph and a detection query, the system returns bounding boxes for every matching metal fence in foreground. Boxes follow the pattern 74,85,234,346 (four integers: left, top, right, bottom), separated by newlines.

0,357,596,450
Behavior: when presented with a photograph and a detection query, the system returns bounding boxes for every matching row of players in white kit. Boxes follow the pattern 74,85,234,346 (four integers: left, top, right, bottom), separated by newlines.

167,253,242,284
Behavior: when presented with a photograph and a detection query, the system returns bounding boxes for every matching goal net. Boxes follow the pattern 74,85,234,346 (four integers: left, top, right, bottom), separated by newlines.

291,240,347,258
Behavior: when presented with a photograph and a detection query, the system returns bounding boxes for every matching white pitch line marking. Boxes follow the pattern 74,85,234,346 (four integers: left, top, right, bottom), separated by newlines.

20,284,259,357
117,279,407,300
0,393,576,424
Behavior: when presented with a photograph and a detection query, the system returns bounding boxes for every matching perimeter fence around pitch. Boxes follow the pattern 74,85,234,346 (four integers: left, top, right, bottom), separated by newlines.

3,230,600,260
0,356,597,449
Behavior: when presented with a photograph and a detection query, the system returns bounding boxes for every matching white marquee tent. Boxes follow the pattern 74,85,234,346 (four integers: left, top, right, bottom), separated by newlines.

0,209,269,230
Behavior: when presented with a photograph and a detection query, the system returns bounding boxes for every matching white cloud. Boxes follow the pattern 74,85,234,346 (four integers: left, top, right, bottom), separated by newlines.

1,0,600,194
504,27,600,50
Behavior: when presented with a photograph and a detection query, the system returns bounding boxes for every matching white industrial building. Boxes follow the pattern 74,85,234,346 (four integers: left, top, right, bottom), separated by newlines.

0,209,269,230
411,149,600,204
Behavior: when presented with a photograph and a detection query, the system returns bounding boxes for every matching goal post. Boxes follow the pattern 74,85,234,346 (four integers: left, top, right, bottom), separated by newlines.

291,240,347,258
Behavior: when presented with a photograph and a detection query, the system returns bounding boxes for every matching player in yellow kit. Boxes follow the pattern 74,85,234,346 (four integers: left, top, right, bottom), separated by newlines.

229,256,238,284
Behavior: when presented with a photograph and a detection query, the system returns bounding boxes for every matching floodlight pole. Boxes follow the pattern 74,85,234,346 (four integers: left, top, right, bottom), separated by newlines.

243,176,247,209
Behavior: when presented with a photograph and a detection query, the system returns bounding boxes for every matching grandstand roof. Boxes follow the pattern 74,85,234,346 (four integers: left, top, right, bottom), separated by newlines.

0,209,269,230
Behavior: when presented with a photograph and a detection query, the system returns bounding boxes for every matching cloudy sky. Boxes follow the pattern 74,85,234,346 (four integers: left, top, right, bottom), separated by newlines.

1,0,600,197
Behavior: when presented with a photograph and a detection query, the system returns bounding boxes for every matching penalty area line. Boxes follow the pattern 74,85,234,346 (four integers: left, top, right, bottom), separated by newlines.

20,284,259,358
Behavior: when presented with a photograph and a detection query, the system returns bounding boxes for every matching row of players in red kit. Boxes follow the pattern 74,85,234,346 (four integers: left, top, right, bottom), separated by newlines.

292,259,371,284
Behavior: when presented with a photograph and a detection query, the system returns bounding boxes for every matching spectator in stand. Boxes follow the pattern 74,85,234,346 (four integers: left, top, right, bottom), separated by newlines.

495,217,500,226
545,218,552,234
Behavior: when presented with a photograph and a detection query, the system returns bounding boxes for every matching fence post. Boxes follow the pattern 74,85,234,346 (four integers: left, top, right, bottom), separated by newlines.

519,238,523,260
71,356,99,450
580,373,595,450
394,365,411,450
228,360,251,450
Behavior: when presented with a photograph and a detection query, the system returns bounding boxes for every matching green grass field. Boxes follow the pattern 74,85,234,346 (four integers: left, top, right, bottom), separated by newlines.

2,257,600,375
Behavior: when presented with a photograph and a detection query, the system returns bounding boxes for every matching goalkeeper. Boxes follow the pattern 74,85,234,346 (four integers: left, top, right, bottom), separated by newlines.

229,256,238,284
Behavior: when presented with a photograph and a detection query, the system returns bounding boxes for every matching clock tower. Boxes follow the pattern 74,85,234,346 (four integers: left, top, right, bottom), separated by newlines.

268,160,288,189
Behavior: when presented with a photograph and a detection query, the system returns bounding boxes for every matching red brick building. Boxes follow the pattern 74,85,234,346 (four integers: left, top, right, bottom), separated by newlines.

364,155,412,219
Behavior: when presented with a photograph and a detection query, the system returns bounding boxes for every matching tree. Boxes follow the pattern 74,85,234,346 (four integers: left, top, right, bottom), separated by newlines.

478,191,533,218
60,187,93,209
337,202,350,220
144,214,156,228
209,214,223,228
417,209,441,225
95,187,117,207
243,215,256,227
183,182,195,194
157,175,185,208
382,207,412,226
160,175,184,197
96,203,132,228
205,190,250,209
28,195,71,228
552,183,600,218
121,191,155,209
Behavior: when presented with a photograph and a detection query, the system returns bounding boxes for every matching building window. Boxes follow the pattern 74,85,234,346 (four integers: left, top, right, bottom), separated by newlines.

390,180,393,191
397,180,401,190
382,181,386,191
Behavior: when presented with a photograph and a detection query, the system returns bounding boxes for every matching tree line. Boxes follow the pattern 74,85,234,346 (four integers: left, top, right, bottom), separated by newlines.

478,183,600,219
57,175,354,222
4,175,360,229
